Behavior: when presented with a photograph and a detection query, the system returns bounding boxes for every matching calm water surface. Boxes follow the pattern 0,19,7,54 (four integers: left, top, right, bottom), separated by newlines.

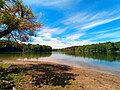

0,52,120,76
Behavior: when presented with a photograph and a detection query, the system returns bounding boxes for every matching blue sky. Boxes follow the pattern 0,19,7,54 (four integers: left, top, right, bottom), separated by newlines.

23,0,120,49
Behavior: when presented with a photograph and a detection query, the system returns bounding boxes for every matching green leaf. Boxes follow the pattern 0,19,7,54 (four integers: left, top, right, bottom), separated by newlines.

0,0,4,8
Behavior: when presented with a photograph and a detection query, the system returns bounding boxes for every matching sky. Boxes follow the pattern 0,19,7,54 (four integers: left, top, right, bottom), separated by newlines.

23,0,120,49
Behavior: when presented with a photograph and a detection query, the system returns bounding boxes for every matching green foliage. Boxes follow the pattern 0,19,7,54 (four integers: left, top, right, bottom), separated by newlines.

0,63,10,69
0,40,52,52
0,0,41,41
0,64,14,89
114,42,120,51
58,41,120,53
0,0,4,7
54,41,120,62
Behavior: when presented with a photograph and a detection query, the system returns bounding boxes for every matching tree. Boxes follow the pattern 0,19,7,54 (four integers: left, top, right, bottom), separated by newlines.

105,42,115,52
0,0,4,8
0,0,41,41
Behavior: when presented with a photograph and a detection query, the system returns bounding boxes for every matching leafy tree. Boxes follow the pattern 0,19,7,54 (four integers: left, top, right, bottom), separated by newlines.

0,0,41,41
0,0,4,8
106,42,116,52
114,42,120,51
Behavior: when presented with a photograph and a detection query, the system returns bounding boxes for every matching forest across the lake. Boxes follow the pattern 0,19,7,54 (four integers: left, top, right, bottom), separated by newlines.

0,40,52,52
55,41,120,53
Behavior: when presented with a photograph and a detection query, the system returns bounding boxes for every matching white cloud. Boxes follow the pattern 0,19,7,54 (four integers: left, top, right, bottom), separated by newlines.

38,27,66,35
34,26,67,41
81,16,120,30
89,27,120,35
66,33,84,40
28,36,70,49
68,40,93,46
31,36,43,42
23,0,75,9
28,35,93,49
40,33,52,40
88,31,120,41
27,27,69,48
22,1,120,48
30,9,120,48
63,9,120,30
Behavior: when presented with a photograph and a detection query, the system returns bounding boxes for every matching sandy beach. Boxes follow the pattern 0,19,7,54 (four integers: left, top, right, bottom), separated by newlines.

1,60,120,90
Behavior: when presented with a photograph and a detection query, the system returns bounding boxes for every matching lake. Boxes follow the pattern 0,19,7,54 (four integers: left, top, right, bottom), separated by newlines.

0,52,120,76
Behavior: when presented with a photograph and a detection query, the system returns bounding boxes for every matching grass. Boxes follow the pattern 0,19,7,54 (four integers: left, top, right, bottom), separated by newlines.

0,63,77,90
0,63,14,89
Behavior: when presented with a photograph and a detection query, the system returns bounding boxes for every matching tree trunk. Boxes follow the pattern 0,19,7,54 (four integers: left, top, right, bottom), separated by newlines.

0,29,12,38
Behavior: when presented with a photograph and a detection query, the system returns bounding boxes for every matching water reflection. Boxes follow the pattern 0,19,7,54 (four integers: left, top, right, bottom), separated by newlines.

0,52,52,61
0,52,120,76
64,52,120,62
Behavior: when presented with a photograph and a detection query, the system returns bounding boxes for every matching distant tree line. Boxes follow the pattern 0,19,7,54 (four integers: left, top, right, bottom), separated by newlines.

56,41,120,52
0,40,52,52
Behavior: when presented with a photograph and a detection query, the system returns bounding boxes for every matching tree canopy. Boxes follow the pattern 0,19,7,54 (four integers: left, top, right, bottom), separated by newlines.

57,41,120,52
0,0,41,41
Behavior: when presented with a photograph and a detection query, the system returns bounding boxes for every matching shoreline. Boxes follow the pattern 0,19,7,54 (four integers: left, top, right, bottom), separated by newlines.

1,60,120,78
1,60,120,90
2,60,120,77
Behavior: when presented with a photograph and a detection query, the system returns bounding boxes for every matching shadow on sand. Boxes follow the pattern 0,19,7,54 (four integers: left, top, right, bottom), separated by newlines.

6,63,78,88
